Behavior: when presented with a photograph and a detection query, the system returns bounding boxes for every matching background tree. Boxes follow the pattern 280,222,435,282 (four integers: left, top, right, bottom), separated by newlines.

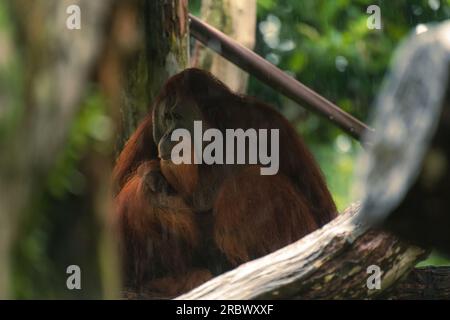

192,0,256,92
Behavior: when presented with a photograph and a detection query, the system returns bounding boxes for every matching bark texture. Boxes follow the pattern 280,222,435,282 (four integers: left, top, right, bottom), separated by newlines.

177,204,428,300
383,266,450,299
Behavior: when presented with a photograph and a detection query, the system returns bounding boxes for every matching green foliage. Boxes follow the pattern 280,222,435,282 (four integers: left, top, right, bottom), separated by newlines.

189,0,202,16
309,139,362,212
252,0,450,131
417,251,450,267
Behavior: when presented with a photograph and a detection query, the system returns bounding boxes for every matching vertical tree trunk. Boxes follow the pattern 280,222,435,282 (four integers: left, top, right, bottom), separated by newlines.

192,0,256,93
113,0,190,148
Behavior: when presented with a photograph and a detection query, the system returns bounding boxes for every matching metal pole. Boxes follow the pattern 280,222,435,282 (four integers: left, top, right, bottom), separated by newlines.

189,14,373,141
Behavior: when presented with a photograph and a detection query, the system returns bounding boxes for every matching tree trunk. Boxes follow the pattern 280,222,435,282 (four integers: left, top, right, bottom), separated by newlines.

111,0,190,149
192,0,256,93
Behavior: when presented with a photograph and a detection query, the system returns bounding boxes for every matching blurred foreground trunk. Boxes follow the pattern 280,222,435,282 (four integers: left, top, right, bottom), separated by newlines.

0,0,188,299
0,0,117,299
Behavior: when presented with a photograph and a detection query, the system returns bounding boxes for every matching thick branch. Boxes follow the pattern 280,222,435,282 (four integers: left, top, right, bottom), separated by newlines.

383,267,450,300
177,204,427,300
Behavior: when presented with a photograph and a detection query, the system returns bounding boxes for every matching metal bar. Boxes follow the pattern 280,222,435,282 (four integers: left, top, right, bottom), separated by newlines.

189,14,373,141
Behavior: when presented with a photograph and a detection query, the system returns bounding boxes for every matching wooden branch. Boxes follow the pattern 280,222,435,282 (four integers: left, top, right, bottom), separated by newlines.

383,267,450,300
177,203,428,300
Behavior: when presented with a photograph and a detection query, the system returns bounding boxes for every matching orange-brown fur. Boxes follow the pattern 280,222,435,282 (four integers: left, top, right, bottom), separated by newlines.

113,68,337,298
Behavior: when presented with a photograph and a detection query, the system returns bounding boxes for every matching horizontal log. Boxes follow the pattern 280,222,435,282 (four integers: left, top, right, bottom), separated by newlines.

177,203,428,300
